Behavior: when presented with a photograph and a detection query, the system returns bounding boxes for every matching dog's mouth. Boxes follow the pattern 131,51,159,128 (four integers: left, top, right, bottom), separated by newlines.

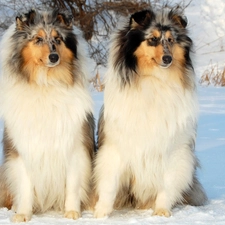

46,60,60,68
160,62,172,69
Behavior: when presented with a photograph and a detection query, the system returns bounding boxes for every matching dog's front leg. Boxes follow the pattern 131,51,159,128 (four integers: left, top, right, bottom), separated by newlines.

10,157,33,222
94,146,121,218
153,144,196,217
64,153,82,220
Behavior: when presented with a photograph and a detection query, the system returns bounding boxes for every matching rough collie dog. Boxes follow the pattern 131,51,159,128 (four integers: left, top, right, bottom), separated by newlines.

0,9,95,222
93,6,207,218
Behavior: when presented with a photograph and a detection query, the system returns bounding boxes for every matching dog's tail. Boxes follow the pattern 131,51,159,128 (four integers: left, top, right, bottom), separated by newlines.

0,166,12,209
183,175,208,206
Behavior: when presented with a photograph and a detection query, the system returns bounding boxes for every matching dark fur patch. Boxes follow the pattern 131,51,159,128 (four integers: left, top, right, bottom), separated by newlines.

82,113,96,159
16,9,36,30
64,32,78,59
183,175,208,206
168,9,187,28
3,128,19,161
130,10,155,30
177,34,193,69
113,10,155,85
54,11,73,28
0,166,12,209
0,128,17,209
97,106,105,150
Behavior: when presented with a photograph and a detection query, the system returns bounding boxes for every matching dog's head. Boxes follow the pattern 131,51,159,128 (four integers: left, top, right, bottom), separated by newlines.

113,6,193,84
12,9,78,85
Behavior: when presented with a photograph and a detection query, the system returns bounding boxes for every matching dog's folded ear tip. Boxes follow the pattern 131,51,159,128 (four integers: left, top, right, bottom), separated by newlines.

129,9,154,29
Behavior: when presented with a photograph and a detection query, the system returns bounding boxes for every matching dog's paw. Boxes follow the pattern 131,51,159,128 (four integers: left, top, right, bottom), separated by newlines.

94,203,112,218
64,210,81,220
152,208,171,217
94,210,109,218
11,213,31,223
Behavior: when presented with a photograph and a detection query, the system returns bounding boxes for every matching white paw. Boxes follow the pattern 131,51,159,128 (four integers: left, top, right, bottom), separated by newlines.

152,208,171,217
64,210,81,220
94,210,109,218
94,202,112,218
11,213,31,223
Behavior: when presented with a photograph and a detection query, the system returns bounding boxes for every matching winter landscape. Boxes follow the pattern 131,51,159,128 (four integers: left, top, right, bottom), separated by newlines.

0,0,225,224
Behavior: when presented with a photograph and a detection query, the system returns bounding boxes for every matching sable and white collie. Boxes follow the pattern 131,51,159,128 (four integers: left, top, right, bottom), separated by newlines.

93,6,207,218
0,9,95,222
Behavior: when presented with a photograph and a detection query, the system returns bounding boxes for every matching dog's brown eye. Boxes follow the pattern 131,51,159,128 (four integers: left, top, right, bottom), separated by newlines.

150,37,158,42
35,37,44,45
168,37,174,43
36,37,43,44
148,36,159,46
55,38,61,45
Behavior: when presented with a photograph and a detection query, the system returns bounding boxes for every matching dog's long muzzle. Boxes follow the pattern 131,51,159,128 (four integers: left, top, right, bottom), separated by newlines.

161,40,173,68
47,42,60,67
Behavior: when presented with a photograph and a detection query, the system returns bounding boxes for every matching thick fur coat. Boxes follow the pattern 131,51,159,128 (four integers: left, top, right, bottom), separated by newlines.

0,9,95,222
93,7,207,218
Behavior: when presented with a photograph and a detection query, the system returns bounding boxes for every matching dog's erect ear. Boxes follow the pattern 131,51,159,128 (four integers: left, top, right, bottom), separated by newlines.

16,9,36,30
55,10,73,29
171,14,187,28
169,9,187,28
129,10,154,29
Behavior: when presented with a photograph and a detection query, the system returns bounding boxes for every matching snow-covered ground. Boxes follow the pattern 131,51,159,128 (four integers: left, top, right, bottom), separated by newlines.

0,0,225,224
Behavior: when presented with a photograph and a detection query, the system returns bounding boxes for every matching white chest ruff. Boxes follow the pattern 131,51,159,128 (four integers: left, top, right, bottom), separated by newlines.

0,80,93,210
2,82,91,153
103,77,198,196
105,77,197,148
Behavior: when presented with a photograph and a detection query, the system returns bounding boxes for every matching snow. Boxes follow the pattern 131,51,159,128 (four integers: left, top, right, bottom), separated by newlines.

201,0,225,37
0,0,225,224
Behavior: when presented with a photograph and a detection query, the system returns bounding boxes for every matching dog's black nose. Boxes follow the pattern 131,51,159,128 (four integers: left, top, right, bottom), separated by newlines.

162,55,172,65
49,53,59,63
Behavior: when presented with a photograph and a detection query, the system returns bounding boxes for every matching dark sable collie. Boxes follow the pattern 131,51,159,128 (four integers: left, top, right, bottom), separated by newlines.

0,9,95,222
93,6,207,218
